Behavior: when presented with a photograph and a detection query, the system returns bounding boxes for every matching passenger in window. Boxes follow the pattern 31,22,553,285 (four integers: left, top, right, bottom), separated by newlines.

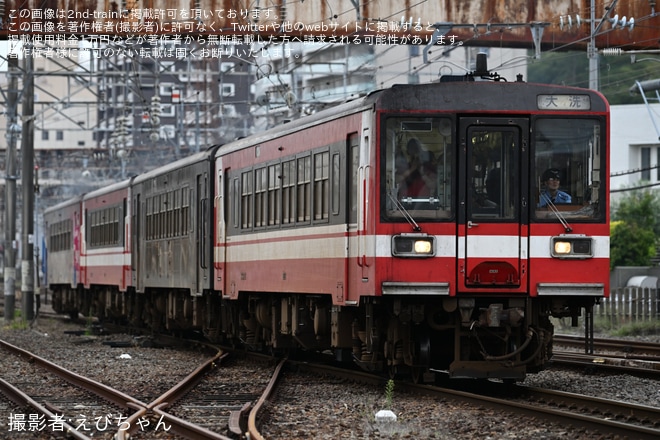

399,138,436,198
538,168,571,207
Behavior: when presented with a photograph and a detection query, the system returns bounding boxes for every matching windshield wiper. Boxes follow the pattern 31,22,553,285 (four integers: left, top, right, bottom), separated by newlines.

541,193,573,233
388,192,421,232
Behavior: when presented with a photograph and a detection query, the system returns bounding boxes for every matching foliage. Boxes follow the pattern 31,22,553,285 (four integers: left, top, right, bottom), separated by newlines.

527,51,660,105
611,321,660,337
610,221,656,268
609,189,660,268
384,379,395,407
612,189,660,236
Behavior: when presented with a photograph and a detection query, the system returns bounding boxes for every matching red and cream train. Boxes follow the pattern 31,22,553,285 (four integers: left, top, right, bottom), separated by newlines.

45,68,610,380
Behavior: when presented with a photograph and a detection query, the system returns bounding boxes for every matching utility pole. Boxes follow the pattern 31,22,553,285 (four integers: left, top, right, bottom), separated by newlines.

21,51,35,321
4,57,19,323
588,0,620,91
588,0,599,90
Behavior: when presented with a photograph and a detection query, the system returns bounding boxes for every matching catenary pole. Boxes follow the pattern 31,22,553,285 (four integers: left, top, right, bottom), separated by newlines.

3,57,19,323
21,50,35,321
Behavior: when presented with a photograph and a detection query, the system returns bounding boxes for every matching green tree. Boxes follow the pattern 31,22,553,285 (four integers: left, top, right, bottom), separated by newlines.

612,189,660,235
610,221,656,269
610,189,660,268
527,51,660,105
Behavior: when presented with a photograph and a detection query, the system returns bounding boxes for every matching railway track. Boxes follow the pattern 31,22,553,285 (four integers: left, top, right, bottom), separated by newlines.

0,338,146,439
272,361,660,440
553,334,660,378
0,335,286,439
555,334,660,357
1,312,657,439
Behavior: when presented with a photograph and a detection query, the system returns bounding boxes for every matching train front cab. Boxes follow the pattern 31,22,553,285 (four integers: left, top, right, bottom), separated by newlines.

376,85,609,380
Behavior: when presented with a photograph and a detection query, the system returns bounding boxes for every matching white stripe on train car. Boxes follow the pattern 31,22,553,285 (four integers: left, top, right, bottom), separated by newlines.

528,235,609,259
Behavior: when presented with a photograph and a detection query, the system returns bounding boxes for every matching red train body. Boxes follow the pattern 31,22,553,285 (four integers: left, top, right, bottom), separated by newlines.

45,76,610,381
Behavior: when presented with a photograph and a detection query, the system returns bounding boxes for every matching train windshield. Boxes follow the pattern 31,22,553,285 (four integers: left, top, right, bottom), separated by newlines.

383,117,454,221
533,118,604,221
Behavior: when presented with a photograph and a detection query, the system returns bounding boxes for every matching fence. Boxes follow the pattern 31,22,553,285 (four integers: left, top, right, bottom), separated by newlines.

595,287,659,325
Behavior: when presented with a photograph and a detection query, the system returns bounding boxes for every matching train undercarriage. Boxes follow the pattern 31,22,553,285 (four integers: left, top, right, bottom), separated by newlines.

50,285,596,381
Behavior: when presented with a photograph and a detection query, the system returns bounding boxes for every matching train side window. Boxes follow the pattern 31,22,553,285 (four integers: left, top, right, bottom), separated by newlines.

282,160,296,224
182,187,190,235
232,178,239,228
50,224,55,251
174,190,180,237
332,153,340,216
314,151,329,221
91,211,98,245
297,156,311,223
145,198,151,240
255,167,267,227
349,137,359,224
156,195,162,239
268,164,281,226
166,191,172,238
241,171,253,229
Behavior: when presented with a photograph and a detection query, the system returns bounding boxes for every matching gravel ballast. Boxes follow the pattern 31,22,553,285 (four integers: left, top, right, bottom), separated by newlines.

1,314,658,439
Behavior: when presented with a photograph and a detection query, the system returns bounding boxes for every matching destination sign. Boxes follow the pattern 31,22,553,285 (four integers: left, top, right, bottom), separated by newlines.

537,94,591,111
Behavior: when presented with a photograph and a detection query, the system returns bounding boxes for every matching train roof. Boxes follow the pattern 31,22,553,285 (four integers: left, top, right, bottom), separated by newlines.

43,194,83,216
214,81,608,158
215,92,379,158
375,81,609,113
82,178,133,200
131,145,221,184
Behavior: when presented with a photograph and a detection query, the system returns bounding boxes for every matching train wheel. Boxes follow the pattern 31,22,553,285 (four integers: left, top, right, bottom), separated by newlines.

411,333,431,383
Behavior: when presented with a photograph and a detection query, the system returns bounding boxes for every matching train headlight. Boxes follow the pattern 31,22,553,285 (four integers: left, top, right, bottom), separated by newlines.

551,235,593,259
392,234,435,258
554,241,572,254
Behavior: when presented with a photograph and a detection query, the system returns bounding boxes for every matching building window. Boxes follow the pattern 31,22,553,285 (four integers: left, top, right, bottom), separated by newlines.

220,83,235,97
56,130,64,141
642,147,651,181
42,130,49,140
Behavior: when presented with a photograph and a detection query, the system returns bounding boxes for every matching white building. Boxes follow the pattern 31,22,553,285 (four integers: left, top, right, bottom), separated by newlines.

610,101,660,200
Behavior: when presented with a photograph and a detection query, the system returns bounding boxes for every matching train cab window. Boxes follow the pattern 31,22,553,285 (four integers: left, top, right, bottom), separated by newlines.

383,117,453,221
533,118,604,221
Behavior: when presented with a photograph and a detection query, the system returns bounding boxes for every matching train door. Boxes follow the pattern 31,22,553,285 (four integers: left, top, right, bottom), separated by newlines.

459,117,529,292
213,158,226,295
132,193,141,292
196,172,210,296
346,133,361,301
